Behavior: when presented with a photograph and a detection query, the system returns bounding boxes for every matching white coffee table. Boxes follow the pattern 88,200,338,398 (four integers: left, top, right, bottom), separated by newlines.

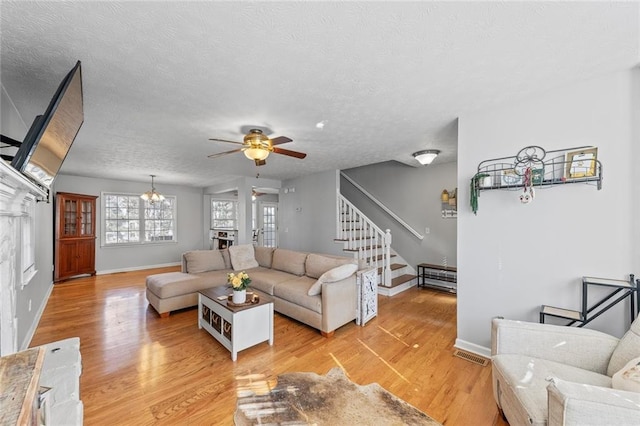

198,287,274,361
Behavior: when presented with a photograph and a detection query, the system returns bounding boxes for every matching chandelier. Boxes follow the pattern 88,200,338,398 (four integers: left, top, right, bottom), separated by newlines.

140,174,165,204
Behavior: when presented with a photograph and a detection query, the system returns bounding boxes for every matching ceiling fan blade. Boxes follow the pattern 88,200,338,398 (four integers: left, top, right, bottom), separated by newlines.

208,148,244,158
255,159,267,166
209,138,244,145
270,136,292,146
272,147,307,159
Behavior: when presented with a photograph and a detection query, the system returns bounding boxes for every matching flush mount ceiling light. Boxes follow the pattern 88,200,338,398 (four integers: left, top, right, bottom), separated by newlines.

412,149,440,165
140,174,165,204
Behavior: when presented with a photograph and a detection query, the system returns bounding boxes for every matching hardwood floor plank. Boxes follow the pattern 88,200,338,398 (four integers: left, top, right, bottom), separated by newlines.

30,266,508,425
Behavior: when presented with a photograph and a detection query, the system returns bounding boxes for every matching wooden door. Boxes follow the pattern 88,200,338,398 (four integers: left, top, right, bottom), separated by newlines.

76,239,95,274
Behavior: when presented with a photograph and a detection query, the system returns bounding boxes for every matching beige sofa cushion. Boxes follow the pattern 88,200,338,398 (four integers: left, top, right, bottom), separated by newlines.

254,246,275,268
612,356,640,393
146,271,228,298
308,263,358,296
273,276,322,313
272,249,307,276
245,268,297,295
229,244,259,271
607,316,640,376
184,250,226,273
305,253,357,279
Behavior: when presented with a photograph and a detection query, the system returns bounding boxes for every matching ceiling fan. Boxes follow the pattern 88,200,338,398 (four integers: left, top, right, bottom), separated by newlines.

208,129,306,166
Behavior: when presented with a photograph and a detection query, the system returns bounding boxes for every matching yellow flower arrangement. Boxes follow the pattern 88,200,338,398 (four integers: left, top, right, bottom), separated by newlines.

227,271,251,291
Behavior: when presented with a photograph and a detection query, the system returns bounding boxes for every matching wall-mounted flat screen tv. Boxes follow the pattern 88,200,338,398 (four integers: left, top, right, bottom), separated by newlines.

11,61,83,189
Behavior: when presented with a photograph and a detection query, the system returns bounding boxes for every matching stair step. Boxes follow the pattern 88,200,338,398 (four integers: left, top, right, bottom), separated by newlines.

391,274,416,287
366,253,397,263
333,236,374,242
540,305,584,321
343,245,382,252
377,263,406,275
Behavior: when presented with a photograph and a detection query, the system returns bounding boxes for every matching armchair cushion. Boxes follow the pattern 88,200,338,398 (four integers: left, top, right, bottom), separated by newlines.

493,355,611,426
607,316,640,376
547,378,640,426
492,319,619,374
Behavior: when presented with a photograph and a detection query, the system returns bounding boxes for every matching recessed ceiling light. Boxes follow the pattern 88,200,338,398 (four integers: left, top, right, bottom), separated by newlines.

316,120,327,129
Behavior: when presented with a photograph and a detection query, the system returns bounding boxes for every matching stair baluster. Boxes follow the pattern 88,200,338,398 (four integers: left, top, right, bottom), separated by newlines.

336,193,392,287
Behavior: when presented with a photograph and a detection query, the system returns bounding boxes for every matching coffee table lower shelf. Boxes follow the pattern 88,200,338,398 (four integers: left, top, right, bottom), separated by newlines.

198,288,274,361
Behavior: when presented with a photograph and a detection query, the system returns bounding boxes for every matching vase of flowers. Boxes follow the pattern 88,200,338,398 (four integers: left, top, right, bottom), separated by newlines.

228,271,251,304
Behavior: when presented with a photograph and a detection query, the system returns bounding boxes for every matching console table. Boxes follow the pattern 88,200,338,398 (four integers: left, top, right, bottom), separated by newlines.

417,263,457,293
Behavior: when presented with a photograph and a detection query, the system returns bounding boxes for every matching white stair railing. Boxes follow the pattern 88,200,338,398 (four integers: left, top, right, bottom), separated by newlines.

337,192,392,287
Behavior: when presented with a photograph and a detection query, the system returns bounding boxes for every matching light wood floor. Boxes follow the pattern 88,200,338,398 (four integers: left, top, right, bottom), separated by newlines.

30,267,508,425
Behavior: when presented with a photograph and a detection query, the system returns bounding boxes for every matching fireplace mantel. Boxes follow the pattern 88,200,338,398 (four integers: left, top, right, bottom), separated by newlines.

0,161,47,355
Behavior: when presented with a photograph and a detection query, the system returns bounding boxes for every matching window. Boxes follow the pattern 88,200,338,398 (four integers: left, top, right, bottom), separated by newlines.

103,193,176,246
211,199,237,229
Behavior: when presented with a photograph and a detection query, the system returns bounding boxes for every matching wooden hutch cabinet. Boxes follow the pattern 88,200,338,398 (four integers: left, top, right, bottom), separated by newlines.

54,192,98,282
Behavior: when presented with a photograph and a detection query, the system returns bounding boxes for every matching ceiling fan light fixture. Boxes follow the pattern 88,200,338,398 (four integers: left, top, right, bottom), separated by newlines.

412,149,440,165
244,128,269,145
140,174,165,204
244,147,270,161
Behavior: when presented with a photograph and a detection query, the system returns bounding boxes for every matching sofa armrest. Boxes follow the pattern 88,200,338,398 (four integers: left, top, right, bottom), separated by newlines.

321,275,357,333
492,319,619,374
547,378,640,426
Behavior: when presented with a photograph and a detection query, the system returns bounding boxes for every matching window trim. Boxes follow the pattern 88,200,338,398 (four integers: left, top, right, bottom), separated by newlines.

211,198,238,230
101,192,178,247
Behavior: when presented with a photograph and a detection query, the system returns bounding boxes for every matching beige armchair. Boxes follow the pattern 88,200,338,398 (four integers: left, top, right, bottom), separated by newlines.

491,317,640,426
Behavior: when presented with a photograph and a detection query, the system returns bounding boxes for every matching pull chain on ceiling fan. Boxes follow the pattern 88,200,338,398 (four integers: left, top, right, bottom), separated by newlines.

208,129,306,166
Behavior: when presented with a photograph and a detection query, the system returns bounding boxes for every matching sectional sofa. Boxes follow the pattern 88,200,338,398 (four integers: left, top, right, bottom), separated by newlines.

145,245,364,336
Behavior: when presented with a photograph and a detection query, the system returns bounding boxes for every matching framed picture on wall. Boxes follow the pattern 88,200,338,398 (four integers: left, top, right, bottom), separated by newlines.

500,169,522,186
565,147,598,179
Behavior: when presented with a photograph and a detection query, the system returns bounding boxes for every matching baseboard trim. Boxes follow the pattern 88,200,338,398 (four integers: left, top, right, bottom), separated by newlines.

22,281,54,351
454,338,491,359
97,262,181,275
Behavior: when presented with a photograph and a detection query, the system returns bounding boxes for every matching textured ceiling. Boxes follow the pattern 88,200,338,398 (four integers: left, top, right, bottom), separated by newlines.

1,1,638,188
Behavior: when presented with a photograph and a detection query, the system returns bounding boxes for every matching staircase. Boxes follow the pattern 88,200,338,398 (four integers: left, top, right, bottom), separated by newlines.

335,193,417,296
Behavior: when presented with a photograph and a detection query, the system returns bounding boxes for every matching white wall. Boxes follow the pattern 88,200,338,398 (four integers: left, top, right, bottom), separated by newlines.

341,161,458,269
457,69,639,355
279,170,344,256
54,175,205,273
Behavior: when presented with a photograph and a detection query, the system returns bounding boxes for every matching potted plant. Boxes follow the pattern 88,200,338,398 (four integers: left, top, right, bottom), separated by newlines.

228,271,251,303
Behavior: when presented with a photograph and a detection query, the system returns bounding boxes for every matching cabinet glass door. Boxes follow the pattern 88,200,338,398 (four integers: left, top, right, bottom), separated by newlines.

81,201,93,235
63,199,78,236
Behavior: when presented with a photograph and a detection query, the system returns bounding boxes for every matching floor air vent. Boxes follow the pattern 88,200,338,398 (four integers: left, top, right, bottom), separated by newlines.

453,349,489,366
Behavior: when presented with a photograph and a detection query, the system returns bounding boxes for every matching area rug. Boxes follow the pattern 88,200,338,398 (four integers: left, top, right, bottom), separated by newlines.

234,367,442,425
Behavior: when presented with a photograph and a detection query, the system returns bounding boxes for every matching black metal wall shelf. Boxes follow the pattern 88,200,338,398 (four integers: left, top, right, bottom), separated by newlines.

470,145,602,214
